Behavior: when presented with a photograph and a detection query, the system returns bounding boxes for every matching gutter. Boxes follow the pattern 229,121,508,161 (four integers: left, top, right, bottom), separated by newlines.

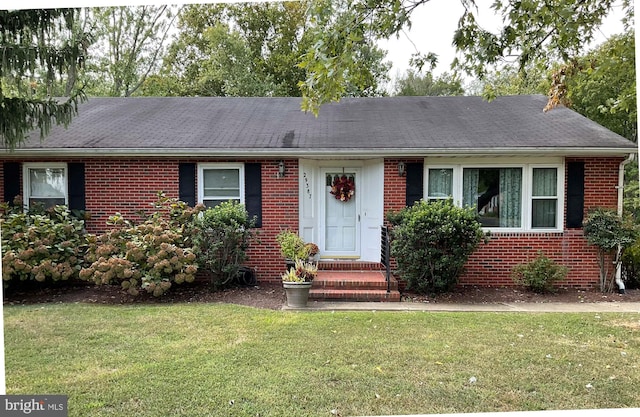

0,146,636,159
615,153,635,293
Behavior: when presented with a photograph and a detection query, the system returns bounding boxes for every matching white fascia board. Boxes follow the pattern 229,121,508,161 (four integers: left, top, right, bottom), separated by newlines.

1,147,636,159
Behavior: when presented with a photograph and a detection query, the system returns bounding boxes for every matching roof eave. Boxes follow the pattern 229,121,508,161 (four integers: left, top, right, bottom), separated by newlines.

1,147,636,159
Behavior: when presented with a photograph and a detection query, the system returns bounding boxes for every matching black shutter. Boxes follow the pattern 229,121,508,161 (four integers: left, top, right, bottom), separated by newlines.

178,163,196,207
68,163,86,212
244,163,262,228
405,162,424,207
3,162,21,204
566,161,585,228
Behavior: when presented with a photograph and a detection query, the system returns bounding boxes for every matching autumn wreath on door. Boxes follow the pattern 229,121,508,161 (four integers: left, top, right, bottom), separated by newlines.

329,174,355,202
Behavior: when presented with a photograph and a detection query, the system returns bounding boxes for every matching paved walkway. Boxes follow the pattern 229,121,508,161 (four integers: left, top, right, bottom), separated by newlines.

284,301,640,312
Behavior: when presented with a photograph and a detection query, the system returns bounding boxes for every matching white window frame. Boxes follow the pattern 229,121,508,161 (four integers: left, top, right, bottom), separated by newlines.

527,165,563,231
197,163,245,207
424,159,564,232
22,162,68,209
426,167,456,202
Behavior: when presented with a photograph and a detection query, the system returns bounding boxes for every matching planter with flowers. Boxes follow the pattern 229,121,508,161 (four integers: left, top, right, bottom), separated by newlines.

282,259,318,308
304,242,320,262
276,230,320,266
276,230,308,269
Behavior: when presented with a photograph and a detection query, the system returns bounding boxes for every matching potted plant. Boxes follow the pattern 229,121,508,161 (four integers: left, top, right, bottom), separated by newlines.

304,242,320,262
276,230,309,268
282,259,318,308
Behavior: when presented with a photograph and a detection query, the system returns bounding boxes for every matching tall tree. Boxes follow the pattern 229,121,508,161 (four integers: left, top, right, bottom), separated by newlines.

87,5,177,97
393,70,464,96
148,1,389,98
300,0,632,114
566,31,636,142
563,30,637,216
467,64,550,99
0,9,89,149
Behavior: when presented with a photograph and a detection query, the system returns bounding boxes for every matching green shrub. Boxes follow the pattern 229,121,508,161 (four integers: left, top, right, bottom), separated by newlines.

387,200,486,294
511,252,568,293
192,201,256,288
583,208,637,292
621,238,640,289
79,194,204,296
1,203,86,285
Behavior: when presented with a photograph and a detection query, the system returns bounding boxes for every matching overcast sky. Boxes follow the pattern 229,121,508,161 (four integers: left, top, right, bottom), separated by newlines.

381,0,627,78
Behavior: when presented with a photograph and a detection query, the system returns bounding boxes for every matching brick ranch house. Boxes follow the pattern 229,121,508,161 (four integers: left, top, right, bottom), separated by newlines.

1,95,636,293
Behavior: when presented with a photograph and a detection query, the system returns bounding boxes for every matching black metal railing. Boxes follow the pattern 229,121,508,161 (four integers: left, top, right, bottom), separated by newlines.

381,225,391,293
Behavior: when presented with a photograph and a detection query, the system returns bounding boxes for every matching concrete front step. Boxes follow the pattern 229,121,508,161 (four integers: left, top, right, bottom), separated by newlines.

310,270,400,302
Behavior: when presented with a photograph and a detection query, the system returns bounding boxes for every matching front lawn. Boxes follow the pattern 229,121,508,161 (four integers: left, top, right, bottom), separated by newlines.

4,303,640,416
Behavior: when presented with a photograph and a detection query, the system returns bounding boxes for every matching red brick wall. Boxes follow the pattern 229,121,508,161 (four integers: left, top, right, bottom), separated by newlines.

0,156,625,288
84,160,180,232
0,158,295,283
245,159,299,282
460,230,601,288
379,157,623,289
442,157,622,289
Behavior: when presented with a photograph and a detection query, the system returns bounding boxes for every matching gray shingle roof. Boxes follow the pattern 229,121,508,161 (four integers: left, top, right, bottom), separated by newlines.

10,95,636,156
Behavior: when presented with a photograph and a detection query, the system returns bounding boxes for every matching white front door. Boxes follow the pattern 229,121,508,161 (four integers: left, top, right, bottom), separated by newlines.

323,169,360,257
299,159,383,262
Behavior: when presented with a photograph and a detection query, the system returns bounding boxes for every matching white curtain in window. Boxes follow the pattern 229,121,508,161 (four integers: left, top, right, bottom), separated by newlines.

29,168,65,197
532,168,557,228
462,169,479,208
203,169,240,197
428,169,453,198
499,168,522,227
532,168,557,196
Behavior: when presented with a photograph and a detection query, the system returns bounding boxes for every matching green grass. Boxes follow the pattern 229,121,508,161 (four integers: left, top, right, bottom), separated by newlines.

4,303,640,416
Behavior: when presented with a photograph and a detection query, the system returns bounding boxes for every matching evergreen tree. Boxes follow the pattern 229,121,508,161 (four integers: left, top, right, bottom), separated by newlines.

0,9,89,149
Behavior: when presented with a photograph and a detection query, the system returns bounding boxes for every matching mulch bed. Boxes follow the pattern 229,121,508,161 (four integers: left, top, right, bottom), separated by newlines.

4,280,640,310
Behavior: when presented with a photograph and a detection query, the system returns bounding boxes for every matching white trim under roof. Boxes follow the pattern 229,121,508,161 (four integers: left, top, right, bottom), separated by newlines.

1,147,636,159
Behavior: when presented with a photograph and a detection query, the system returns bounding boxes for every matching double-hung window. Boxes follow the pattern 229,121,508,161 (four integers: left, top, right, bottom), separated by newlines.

23,163,68,209
427,168,454,202
198,163,244,208
425,160,563,231
531,168,558,228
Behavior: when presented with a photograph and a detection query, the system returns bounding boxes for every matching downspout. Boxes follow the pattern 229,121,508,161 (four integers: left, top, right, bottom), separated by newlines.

615,153,635,294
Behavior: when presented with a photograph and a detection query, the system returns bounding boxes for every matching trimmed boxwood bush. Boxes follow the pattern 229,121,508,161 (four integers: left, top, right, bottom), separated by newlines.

387,200,486,294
